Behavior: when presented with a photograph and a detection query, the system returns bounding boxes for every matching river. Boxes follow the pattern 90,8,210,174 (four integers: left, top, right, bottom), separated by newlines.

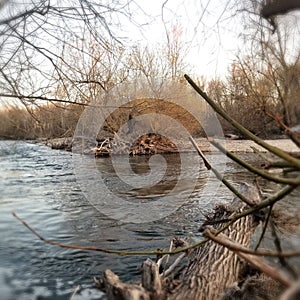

0,140,299,299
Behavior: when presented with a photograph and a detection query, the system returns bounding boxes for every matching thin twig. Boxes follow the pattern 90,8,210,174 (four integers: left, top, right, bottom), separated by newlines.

270,219,298,278
275,114,300,148
210,139,300,185
205,228,294,287
254,205,273,251
189,136,255,206
13,191,300,259
184,74,300,169
12,185,296,257
251,146,296,170
213,184,296,238
163,253,187,277
0,93,133,108
205,227,300,258
12,212,207,255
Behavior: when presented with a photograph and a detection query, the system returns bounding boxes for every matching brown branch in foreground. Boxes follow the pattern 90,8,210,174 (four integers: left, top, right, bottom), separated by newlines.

270,218,298,278
12,212,121,254
204,226,300,258
12,212,207,256
204,227,293,287
13,183,300,259
209,138,300,185
275,114,300,148
255,205,273,251
184,74,300,169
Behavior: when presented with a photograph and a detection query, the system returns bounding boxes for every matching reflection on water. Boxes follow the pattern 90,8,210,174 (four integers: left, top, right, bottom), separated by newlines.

0,140,299,299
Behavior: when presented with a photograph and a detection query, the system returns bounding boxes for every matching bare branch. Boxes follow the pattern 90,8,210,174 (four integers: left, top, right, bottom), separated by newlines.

209,139,300,185
205,228,293,287
184,74,300,169
189,136,256,206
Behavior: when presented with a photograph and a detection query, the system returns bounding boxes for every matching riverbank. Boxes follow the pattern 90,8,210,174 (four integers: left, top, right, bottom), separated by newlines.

44,137,299,154
195,138,300,153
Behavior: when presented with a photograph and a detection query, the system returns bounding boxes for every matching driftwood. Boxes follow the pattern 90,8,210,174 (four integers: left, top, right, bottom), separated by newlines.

96,184,270,300
92,133,178,157
92,138,114,157
45,137,73,151
129,133,178,156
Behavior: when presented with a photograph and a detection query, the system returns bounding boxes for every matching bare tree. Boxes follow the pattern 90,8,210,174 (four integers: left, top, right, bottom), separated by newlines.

0,0,147,107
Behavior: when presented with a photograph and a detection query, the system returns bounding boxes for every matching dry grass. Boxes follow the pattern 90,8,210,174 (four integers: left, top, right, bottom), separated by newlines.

0,103,83,140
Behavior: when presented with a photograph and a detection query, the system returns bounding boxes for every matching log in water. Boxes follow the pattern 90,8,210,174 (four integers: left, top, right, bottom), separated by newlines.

97,184,264,300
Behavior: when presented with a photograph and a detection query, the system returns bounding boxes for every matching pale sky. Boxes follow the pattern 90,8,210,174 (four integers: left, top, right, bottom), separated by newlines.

0,0,242,107
120,0,243,78
1,0,299,108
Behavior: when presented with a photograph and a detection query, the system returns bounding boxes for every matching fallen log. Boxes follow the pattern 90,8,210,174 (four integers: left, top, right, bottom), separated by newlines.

96,183,267,300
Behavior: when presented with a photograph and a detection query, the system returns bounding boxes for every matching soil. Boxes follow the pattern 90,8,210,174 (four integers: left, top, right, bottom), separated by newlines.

45,137,300,154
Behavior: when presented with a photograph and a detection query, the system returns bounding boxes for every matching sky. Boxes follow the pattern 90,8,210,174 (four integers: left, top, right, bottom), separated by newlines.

1,0,299,109
120,0,300,80
0,0,245,108
120,0,243,78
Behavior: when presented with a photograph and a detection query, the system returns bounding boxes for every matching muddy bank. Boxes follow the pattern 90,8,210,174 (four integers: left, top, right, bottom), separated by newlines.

45,136,299,155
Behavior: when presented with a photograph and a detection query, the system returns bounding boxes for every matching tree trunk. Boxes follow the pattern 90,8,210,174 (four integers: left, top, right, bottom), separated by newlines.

261,0,300,19
96,184,262,300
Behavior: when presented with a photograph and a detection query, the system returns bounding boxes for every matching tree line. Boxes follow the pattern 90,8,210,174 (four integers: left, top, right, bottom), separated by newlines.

0,0,299,140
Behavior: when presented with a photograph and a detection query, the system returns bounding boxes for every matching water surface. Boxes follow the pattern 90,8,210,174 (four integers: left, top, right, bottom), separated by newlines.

0,140,299,299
